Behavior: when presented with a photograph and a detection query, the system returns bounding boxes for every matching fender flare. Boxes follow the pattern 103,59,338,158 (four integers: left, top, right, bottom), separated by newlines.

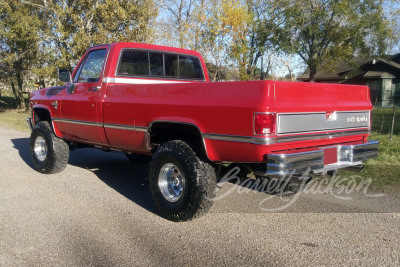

147,119,212,162
32,105,63,138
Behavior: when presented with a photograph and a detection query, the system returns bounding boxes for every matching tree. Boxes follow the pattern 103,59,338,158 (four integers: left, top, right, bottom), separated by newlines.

270,0,389,82
385,0,400,53
157,0,207,51
34,0,158,71
0,0,42,109
201,0,284,81
244,0,292,80
200,0,232,81
158,0,282,81
201,0,252,81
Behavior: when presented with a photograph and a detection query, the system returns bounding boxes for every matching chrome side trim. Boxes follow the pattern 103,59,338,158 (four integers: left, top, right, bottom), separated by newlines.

276,129,370,143
203,133,275,145
251,137,276,145
102,77,189,84
52,118,100,127
103,123,147,132
103,123,135,131
53,118,149,133
136,126,148,133
52,118,369,146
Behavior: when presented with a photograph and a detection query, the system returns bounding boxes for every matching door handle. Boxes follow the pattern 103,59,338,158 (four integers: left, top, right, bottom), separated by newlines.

88,86,101,92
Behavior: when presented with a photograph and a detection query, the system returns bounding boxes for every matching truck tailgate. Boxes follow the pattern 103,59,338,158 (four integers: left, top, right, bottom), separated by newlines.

273,82,371,113
273,82,371,136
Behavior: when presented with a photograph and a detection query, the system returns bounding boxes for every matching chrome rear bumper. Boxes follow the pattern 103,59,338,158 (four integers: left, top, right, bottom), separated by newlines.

253,140,379,179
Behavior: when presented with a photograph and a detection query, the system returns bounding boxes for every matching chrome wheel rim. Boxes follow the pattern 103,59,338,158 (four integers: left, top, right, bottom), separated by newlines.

34,136,48,162
158,163,185,202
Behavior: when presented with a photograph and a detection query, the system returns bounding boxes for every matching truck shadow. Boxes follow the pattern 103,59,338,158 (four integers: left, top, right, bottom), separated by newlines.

11,138,158,216
11,137,35,169
11,137,296,217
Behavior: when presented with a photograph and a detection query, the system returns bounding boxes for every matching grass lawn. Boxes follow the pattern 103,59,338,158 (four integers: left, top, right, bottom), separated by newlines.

338,133,400,192
371,108,399,135
0,109,30,133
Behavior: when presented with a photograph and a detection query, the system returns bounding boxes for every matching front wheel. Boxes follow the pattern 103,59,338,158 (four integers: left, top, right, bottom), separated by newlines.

149,140,216,222
30,121,69,174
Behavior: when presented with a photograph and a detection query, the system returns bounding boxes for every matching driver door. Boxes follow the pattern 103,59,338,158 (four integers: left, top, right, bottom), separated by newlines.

59,47,108,145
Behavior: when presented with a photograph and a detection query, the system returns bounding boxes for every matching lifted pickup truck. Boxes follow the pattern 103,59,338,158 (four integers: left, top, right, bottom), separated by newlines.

27,42,379,221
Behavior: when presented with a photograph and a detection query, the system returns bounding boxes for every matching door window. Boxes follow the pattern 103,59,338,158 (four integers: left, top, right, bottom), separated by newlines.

75,49,107,83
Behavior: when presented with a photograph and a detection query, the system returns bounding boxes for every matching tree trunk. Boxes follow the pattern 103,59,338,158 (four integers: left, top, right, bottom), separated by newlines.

11,81,21,109
15,71,26,110
40,79,46,89
285,63,294,82
309,65,317,83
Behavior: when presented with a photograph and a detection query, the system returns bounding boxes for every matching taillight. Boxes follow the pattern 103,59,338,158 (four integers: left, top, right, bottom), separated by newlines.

254,113,276,135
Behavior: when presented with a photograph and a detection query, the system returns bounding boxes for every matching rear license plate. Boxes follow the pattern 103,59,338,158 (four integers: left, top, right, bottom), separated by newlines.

324,147,337,165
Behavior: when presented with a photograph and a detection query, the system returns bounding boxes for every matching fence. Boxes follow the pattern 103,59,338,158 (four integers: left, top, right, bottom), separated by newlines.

371,107,399,141
372,99,400,108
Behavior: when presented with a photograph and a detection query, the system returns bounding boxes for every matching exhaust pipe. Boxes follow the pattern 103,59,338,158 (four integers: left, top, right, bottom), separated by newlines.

343,164,364,173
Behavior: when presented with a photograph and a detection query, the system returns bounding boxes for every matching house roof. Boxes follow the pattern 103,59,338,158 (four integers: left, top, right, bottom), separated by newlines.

297,53,400,81
362,71,395,79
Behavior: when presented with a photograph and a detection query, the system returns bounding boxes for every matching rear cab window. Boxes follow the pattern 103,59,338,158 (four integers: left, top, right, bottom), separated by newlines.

116,49,204,81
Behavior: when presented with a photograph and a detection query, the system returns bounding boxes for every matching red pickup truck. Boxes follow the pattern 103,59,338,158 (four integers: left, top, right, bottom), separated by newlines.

27,42,379,221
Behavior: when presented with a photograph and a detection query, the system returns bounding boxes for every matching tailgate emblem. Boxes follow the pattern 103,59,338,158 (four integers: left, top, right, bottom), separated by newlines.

347,116,368,123
326,111,337,121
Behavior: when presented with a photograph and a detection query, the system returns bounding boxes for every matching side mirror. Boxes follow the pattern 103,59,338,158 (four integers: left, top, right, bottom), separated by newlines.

68,83,77,94
58,69,71,83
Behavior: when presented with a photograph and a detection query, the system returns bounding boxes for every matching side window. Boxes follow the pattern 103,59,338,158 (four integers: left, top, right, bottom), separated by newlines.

76,49,107,83
164,54,178,78
117,51,149,76
179,56,203,79
150,52,164,76
115,49,204,80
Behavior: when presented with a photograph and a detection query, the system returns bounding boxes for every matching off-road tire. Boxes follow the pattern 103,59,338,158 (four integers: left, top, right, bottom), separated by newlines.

149,140,217,222
30,121,69,174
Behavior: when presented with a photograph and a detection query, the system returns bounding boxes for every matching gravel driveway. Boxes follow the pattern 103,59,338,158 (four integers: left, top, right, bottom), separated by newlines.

0,126,399,266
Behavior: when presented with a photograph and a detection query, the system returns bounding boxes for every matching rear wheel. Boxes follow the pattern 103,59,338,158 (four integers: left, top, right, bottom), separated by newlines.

30,121,69,174
149,140,216,222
